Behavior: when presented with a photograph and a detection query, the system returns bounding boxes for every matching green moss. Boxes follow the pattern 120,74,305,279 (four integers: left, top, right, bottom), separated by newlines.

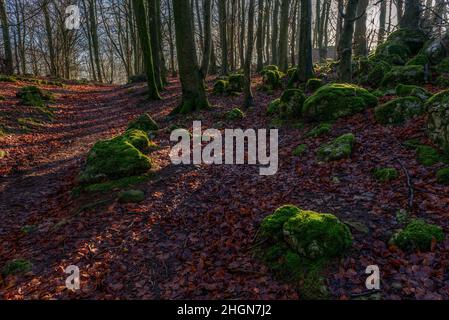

0,95,5,100
406,54,429,66
279,89,305,119
396,209,411,225
436,167,449,185
78,130,152,184
18,117,46,128
16,85,54,107
384,29,427,55
127,113,158,132
375,41,411,64
374,96,424,125
416,145,443,166
305,123,332,138
0,75,17,82
287,67,297,79
83,175,151,193
0,150,6,159
381,65,425,87
434,57,449,74
306,78,322,92
213,79,229,94
267,98,281,115
226,108,245,120
2,259,32,276
228,74,244,93
260,205,301,241
402,139,422,150
118,189,145,203
262,65,279,73
21,225,37,234
316,133,355,161
395,84,431,101
293,144,308,156
282,209,353,259
426,90,449,153
365,61,391,86
390,219,444,251
302,83,378,122
436,74,449,87
262,70,282,91
372,167,399,182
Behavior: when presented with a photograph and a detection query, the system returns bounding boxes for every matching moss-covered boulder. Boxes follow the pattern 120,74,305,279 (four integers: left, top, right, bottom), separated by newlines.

381,65,425,87
436,167,449,184
267,98,281,115
228,74,244,93
306,78,322,92
395,84,431,101
435,57,449,74
305,123,332,138
390,219,444,251
375,41,411,65
16,85,53,107
279,89,305,119
282,209,352,259
118,189,145,203
262,69,282,91
426,90,449,153
261,205,301,241
213,79,229,94
302,84,377,122
375,97,424,125
406,54,429,66
425,32,449,65
372,167,398,182
127,113,158,132
363,60,391,87
226,108,245,120
436,74,449,87
385,29,427,55
78,129,152,184
316,133,355,161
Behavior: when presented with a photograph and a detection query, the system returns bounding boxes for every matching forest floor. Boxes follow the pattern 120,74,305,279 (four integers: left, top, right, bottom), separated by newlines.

1,77,449,299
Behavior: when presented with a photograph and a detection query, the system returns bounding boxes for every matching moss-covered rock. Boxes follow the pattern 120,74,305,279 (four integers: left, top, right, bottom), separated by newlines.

316,133,355,161
425,32,449,64
372,167,399,182
226,108,245,120
306,78,322,92
261,205,301,241
282,209,353,259
395,84,431,101
2,259,32,276
78,130,152,184
305,123,332,138
302,84,377,122
436,167,449,184
436,74,449,87
127,113,158,132
266,98,281,115
16,85,53,107
364,60,391,87
426,90,449,153
118,189,145,203
213,79,229,94
262,70,282,91
228,74,244,93
278,89,305,119
416,145,443,166
292,144,308,156
385,29,427,55
375,41,411,65
390,219,444,251
381,65,425,87
375,96,424,125
406,54,429,66
435,57,449,74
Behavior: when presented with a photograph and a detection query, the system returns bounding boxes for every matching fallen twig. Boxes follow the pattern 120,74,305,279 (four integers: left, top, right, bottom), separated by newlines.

396,158,414,210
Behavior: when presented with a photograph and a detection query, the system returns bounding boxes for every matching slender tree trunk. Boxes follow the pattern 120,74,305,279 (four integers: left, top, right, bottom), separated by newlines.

314,0,321,48
354,0,368,57
336,0,344,60
132,0,161,99
148,0,163,89
0,0,13,74
322,0,330,60
290,0,298,66
271,0,279,65
243,0,256,109
400,0,420,30
200,0,212,78
338,0,359,82
378,0,387,43
278,0,289,71
256,0,265,71
89,0,102,82
166,0,176,77
298,0,314,82
239,0,246,69
172,0,210,113
218,0,228,74
397,0,404,23
42,0,56,77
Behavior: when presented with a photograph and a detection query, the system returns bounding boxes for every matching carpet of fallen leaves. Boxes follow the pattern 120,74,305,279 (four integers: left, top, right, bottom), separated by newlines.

0,77,449,300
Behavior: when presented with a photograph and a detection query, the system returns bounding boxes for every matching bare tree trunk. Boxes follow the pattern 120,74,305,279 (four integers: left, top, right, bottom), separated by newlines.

338,0,359,82
290,0,299,66
243,0,256,109
88,0,102,82
298,0,314,82
271,0,279,65
256,0,265,71
166,0,176,77
354,0,368,57
378,0,387,43
335,0,344,60
278,0,289,71
148,0,163,90
0,0,13,74
218,0,228,74
200,0,212,78
400,0,420,30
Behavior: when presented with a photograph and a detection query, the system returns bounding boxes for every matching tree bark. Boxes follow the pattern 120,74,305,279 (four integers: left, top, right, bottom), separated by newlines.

354,0,368,57
298,0,314,82
378,0,387,43
0,0,13,74
271,0,279,65
338,0,359,82
243,0,256,109
218,0,228,74
256,0,265,71
400,0,421,30
172,0,210,113
88,0,103,82
200,0,212,78
278,0,289,71
148,0,163,89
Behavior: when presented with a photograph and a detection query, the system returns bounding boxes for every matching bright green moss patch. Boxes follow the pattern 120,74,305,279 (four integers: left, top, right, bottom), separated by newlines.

228,74,244,93
266,98,281,115
21,225,37,234
302,83,377,122
213,80,229,94
16,85,54,107
0,150,6,159
18,117,46,128
390,219,444,251
436,167,449,185
305,123,332,138
226,108,245,120
416,145,443,166
395,84,431,101
372,167,399,182
374,96,424,125
261,205,300,241
278,89,305,119
435,57,449,74
82,175,151,193
261,69,282,91
78,130,152,184
381,65,425,87
292,144,308,156
118,189,145,203
305,78,322,92
316,133,355,161
2,259,32,276
406,54,429,66
127,113,158,132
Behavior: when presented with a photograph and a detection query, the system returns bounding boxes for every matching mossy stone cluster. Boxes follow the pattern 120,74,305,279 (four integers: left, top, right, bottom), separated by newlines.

0,74,17,82
381,65,425,87
372,167,398,182
16,85,54,107
278,89,305,119
374,96,424,125
78,129,153,184
316,133,355,161
212,74,244,95
302,83,377,122
305,78,322,92
395,84,431,101
390,219,444,251
426,90,449,153
261,205,352,260
213,80,229,94
127,113,159,132
261,65,283,91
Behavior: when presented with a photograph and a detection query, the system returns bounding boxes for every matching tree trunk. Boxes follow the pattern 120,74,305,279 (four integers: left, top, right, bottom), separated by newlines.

256,0,265,71
200,0,212,78
335,0,344,60
0,0,13,74
218,0,228,74
132,0,161,99
298,0,314,82
271,0,279,65
338,0,359,82
278,0,289,71
397,0,404,22
42,1,56,77
354,0,368,57
290,0,298,66
166,0,176,76
243,0,256,109
172,0,210,113
148,0,163,90
378,0,387,43
400,0,420,30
